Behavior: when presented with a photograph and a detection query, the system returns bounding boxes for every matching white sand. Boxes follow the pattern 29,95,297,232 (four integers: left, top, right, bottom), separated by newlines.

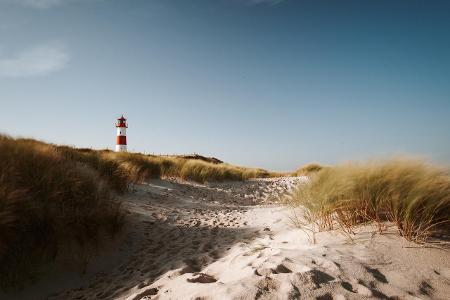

2,177,449,300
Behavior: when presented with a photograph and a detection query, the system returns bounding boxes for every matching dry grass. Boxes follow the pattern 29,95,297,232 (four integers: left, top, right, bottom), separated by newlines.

289,159,450,243
96,152,274,184
55,146,131,193
56,148,276,187
0,136,123,290
292,163,324,176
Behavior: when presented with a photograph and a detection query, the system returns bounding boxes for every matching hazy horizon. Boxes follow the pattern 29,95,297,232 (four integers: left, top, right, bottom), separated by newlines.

1,0,449,171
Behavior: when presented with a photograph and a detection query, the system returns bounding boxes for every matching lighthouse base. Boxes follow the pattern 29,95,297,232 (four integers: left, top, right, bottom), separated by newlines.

115,144,127,152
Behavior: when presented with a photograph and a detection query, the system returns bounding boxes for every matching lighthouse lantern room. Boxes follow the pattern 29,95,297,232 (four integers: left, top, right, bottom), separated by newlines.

115,115,128,152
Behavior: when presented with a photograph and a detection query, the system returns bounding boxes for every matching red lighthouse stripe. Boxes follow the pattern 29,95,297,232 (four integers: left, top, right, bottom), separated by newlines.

116,136,127,145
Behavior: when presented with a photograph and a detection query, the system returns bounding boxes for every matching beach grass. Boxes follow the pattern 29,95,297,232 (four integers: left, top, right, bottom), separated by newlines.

292,163,324,176
56,146,276,188
0,136,124,289
289,159,450,242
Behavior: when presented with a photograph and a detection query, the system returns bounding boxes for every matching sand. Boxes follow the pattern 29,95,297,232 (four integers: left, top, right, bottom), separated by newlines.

2,177,449,300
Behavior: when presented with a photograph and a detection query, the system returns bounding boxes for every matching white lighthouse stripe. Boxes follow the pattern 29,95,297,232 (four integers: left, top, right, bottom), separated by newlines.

117,127,127,136
115,144,127,152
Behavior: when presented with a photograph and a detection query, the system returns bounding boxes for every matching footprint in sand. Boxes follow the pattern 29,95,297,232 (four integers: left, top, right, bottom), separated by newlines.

419,281,434,296
187,273,217,283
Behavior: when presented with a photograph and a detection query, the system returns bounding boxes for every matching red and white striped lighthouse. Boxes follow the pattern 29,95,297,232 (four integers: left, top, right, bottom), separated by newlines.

115,115,128,152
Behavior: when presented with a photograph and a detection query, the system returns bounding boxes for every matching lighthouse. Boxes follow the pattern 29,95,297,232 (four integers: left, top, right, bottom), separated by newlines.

115,115,128,152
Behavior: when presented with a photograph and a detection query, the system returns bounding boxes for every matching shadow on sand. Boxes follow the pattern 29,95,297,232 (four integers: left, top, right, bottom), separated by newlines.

2,205,261,300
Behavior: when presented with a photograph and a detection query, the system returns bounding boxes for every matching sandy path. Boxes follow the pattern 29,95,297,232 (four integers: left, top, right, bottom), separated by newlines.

35,177,303,300
2,177,449,300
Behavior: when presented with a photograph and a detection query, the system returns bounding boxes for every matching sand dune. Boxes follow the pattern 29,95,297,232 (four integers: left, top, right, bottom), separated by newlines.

3,177,449,300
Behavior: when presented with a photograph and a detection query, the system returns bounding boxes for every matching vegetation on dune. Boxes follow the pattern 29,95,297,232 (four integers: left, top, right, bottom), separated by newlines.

176,154,223,165
0,136,123,289
178,159,271,182
56,146,276,187
289,159,450,243
55,146,131,193
292,163,324,176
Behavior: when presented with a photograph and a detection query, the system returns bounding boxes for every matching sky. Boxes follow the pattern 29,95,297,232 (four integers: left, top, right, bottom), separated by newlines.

0,0,449,171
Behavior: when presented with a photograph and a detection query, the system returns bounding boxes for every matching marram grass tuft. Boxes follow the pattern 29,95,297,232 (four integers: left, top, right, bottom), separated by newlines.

289,159,450,243
0,136,124,289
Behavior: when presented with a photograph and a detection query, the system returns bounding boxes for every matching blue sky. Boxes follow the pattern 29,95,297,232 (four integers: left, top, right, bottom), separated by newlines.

0,0,449,171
